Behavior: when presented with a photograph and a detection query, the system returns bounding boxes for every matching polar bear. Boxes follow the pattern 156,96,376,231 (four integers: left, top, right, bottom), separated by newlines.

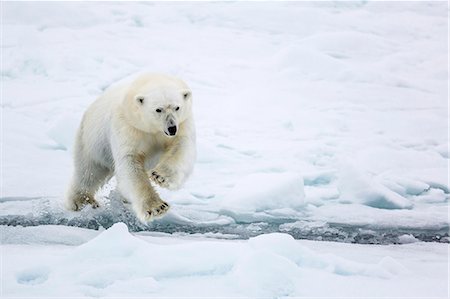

65,73,196,222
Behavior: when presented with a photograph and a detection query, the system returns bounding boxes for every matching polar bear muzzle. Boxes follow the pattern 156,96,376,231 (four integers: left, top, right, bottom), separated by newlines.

164,116,177,137
168,126,177,136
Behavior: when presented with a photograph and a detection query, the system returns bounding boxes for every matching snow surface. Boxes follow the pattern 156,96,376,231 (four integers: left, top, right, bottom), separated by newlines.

1,1,448,243
1,1,449,297
2,223,449,298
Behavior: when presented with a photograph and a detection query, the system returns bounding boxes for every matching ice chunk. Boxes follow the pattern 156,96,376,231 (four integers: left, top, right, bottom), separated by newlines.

311,203,448,230
248,233,325,268
391,168,448,194
220,172,305,213
397,234,419,244
248,233,399,279
380,176,430,196
74,222,146,258
338,164,412,209
1,225,98,245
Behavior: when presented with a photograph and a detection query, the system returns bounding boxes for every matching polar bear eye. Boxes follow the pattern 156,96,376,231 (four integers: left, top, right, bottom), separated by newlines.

156,108,162,113
175,106,180,111
137,97,144,104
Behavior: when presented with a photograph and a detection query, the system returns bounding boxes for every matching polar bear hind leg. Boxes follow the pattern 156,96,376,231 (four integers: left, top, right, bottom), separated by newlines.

65,143,112,211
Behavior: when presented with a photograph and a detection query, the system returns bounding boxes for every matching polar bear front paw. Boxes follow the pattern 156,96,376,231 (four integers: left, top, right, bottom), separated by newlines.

150,170,169,188
150,165,182,190
134,198,170,222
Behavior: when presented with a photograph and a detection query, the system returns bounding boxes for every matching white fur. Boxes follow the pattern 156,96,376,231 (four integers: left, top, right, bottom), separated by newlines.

65,73,196,222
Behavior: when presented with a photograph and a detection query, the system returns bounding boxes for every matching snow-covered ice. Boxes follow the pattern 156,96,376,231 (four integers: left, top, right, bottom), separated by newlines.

1,1,448,242
1,1,449,297
2,223,448,298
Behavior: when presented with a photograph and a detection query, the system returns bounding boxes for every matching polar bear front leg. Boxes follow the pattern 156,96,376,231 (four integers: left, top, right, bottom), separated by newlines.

115,154,170,222
150,136,196,190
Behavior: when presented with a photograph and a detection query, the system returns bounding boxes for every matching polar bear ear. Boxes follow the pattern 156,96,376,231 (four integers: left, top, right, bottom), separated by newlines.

182,90,192,101
135,96,145,105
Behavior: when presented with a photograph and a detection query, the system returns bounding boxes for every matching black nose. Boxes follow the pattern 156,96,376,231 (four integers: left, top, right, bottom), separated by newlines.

168,126,177,136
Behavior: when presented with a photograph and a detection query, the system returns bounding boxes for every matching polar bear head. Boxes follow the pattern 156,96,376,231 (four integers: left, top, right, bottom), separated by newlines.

124,74,192,136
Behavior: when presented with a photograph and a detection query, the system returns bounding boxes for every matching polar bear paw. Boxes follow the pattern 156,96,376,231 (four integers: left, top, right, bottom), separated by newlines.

66,194,100,211
150,170,169,188
134,198,170,222
150,165,183,190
